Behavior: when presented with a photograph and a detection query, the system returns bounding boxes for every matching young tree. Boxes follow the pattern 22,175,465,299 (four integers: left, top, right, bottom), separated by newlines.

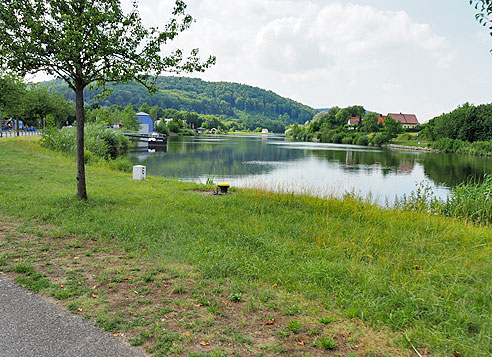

0,75,27,135
168,118,183,133
361,112,380,133
0,0,215,199
383,115,404,138
22,86,75,127
121,104,139,130
149,106,165,123
139,103,152,115
335,108,352,127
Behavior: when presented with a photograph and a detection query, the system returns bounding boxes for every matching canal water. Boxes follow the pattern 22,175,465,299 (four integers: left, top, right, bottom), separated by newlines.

128,135,492,203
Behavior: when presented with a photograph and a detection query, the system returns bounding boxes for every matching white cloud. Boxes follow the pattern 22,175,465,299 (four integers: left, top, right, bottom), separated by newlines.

170,1,454,84
27,0,492,122
254,17,332,72
80,1,490,121
254,3,453,73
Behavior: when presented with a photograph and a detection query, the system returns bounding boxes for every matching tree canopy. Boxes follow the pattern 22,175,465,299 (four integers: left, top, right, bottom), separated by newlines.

0,0,215,199
0,75,25,121
470,0,492,37
382,115,403,138
0,75,75,128
46,76,317,127
361,112,380,133
421,103,492,142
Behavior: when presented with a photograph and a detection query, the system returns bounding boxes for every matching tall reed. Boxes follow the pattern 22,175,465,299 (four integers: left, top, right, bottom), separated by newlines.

395,174,492,225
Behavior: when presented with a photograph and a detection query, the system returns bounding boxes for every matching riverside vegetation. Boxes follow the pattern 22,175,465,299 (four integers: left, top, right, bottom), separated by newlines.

288,103,492,157
40,117,134,172
0,137,491,355
47,76,316,133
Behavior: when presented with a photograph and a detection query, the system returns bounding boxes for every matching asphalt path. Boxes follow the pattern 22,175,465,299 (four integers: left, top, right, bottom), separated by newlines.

0,277,145,357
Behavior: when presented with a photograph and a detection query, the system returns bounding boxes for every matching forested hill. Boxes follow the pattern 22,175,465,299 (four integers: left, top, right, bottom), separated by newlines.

46,77,316,127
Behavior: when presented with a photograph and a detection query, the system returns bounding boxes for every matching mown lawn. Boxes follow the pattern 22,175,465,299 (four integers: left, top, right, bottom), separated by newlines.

391,133,430,148
1,137,491,356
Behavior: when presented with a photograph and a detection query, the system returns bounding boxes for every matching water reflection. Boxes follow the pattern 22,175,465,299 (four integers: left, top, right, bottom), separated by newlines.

128,135,492,202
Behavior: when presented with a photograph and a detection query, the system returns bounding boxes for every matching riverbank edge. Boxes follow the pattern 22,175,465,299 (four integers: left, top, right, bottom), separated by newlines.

385,143,439,152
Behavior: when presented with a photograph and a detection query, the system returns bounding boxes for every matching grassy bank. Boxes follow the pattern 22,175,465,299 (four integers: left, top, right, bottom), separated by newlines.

391,133,429,148
1,138,491,355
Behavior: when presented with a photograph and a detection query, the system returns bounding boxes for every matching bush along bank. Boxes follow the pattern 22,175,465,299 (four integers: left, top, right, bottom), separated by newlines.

428,138,492,156
41,118,131,167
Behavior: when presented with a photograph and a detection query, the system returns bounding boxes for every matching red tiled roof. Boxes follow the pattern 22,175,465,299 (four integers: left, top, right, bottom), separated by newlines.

387,113,419,125
377,115,387,125
348,117,360,124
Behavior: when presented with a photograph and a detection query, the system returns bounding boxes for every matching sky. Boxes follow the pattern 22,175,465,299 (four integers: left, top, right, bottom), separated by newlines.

35,0,492,123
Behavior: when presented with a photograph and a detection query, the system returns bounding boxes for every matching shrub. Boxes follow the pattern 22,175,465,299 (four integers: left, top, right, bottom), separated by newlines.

180,128,196,136
341,136,353,145
156,120,170,135
331,133,344,144
430,138,492,156
357,135,369,146
371,132,391,146
41,123,129,160
304,132,313,142
84,149,94,164
468,141,492,155
320,129,337,143
108,158,133,173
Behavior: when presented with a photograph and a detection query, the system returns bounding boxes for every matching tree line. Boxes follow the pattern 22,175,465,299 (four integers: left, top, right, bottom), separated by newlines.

420,103,492,155
287,105,404,146
0,74,290,134
0,76,74,129
46,76,317,128
420,103,492,142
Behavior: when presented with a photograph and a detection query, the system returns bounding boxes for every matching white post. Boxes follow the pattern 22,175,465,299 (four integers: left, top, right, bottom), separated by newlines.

133,165,146,180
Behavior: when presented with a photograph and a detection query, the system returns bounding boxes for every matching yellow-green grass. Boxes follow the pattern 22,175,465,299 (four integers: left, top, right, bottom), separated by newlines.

1,138,491,355
391,133,430,148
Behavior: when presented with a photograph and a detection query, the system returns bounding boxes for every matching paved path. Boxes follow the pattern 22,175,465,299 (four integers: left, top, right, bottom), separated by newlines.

0,278,145,357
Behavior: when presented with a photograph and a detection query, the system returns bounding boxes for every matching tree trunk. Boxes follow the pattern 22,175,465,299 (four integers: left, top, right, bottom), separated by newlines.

16,118,19,136
75,81,87,200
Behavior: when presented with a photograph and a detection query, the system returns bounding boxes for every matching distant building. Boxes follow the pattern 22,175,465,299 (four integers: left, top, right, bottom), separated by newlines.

347,117,360,130
347,117,360,125
261,128,269,134
1,119,23,130
135,112,154,134
384,113,420,129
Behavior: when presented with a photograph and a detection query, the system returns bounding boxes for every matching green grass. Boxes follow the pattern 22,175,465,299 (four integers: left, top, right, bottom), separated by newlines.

13,263,52,292
286,320,302,334
315,336,337,350
391,133,429,148
1,138,492,355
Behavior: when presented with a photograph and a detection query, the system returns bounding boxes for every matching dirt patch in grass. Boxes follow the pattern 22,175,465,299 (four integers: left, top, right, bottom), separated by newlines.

0,214,410,356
